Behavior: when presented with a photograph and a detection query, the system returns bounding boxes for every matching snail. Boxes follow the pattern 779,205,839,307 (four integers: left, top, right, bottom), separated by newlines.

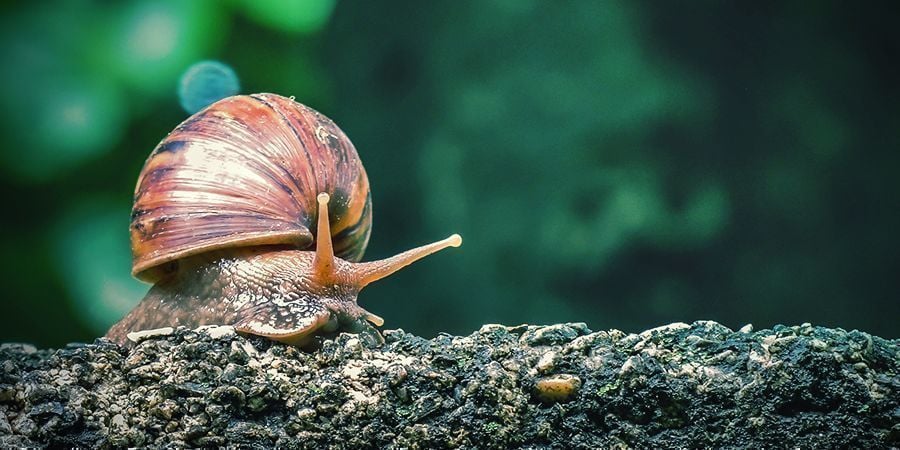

105,93,461,348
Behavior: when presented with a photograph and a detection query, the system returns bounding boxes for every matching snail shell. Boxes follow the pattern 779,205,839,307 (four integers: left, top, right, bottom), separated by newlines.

106,93,461,347
131,93,371,282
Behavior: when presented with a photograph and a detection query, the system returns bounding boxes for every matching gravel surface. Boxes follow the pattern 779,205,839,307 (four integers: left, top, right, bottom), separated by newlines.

0,321,897,448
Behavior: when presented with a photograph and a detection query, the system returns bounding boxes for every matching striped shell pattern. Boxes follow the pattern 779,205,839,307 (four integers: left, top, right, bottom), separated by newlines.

130,93,372,282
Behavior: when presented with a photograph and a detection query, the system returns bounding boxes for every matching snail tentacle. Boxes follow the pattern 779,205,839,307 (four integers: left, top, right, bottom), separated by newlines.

349,234,463,288
313,192,336,284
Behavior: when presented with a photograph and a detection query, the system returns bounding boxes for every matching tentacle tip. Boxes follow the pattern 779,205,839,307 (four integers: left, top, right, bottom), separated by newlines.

317,192,330,204
448,233,462,247
365,312,385,327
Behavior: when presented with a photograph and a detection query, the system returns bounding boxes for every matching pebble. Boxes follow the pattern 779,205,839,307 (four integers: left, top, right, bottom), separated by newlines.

809,339,828,351
110,414,127,431
197,325,237,340
534,374,581,403
639,322,691,338
536,351,557,373
127,327,175,343
522,323,590,346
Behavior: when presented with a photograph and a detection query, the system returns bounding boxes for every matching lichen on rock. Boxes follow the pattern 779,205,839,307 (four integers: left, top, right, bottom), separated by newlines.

0,321,897,448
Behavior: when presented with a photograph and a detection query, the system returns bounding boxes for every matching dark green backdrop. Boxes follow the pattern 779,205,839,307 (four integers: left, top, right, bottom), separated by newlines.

1,1,898,347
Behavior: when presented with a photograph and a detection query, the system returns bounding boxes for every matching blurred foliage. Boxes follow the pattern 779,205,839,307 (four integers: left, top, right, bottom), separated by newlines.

0,1,897,347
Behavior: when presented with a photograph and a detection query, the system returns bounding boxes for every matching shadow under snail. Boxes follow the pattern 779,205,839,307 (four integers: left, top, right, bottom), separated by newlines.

105,93,461,348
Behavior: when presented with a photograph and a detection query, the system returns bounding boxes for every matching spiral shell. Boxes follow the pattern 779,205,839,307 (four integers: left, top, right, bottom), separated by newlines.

130,93,372,282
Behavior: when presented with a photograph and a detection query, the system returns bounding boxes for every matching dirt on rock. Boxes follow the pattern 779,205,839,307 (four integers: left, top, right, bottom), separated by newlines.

0,321,897,448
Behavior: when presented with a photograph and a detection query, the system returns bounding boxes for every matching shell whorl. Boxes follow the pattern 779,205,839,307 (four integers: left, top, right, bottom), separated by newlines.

130,93,372,282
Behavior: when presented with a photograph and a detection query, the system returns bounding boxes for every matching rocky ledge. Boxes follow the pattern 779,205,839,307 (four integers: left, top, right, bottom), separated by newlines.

0,321,897,448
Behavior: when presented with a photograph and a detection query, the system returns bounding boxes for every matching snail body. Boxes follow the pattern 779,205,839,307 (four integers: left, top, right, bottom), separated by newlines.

105,94,461,347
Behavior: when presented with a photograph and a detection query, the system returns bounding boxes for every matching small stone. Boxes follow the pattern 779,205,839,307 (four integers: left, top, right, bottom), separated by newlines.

247,396,267,413
196,436,226,446
151,400,179,421
564,332,606,353
0,412,12,434
478,324,511,334
684,335,716,347
110,414,127,431
297,408,316,420
386,364,408,386
522,323,589,346
809,339,828,351
229,341,250,364
0,343,37,354
240,342,259,358
394,386,410,402
127,327,174,343
536,351,556,374
534,374,581,403
771,336,797,352
639,322,691,337
619,355,642,375
0,385,17,402
197,325,236,340
344,337,363,354
211,385,246,406
738,324,754,333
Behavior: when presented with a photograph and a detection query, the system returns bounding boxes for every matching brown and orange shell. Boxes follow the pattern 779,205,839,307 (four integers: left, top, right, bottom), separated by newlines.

130,93,372,282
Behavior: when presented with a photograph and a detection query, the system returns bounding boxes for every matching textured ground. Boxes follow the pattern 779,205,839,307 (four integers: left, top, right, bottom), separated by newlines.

0,321,897,449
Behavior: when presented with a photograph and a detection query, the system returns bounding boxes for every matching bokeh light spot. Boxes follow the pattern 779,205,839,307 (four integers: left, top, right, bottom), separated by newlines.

178,60,240,114
106,0,227,96
1,77,126,182
0,6,128,182
127,9,178,61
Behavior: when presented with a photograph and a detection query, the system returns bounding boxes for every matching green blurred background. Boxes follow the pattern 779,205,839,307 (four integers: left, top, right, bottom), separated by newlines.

1,1,897,347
